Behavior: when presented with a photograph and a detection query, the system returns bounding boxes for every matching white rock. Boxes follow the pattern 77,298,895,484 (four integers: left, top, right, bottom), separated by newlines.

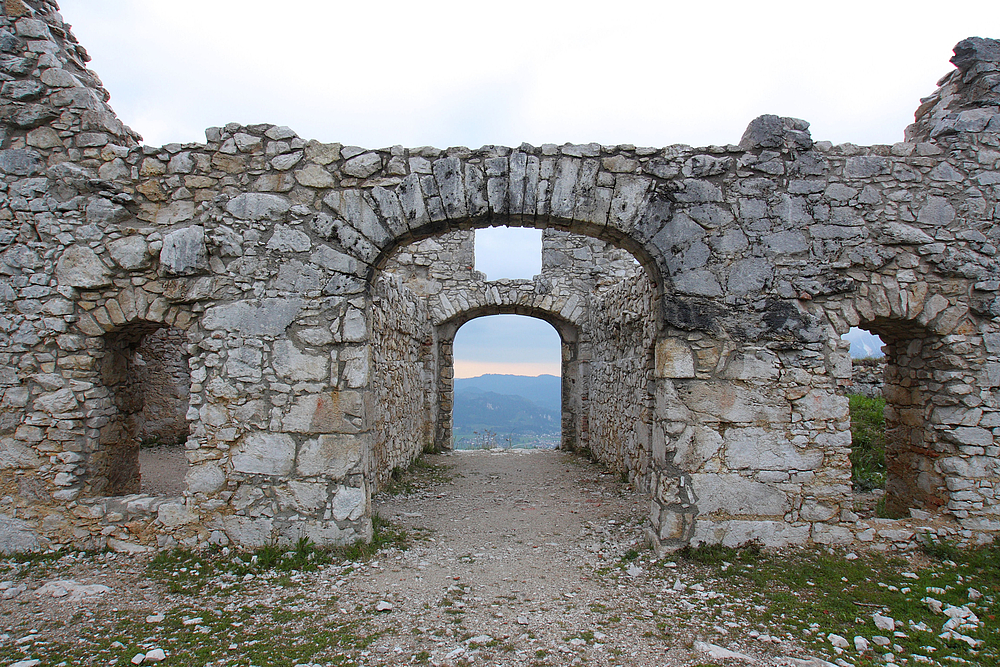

144,648,166,662
694,641,754,662
130,654,145,665
968,587,982,601
873,613,895,631
10,660,41,667
375,600,393,611
853,636,870,652
828,633,849,649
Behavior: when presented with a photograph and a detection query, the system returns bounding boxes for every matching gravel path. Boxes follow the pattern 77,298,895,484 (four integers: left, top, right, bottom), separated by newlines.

1,449,841,666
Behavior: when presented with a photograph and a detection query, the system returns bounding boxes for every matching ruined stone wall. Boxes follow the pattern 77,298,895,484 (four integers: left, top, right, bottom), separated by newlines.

136,326,190,447
585,269,655,483
1,1,998,554
850,357,886,398
370,273,434,485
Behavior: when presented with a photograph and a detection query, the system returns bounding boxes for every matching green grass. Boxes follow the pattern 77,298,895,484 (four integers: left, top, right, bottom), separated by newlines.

848,393,887,492
668,542,1000,666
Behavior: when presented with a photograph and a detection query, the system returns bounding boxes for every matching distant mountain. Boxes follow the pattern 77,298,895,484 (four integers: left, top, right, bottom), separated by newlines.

454,374,561,412
453,390,559,435
842,328,885,358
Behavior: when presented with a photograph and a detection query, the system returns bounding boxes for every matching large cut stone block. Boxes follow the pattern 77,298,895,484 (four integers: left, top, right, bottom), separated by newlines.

297,433,363,478
160,225,209,275
678,382,790,423
655,338,695,378
203,298,305,336
691,519,809,548
331,484,367,521
55,245,111,288
231,432,295,476
690,473,789,516
282,391,365,434
222,515,274,548
272,340,328,382
724,427,823,471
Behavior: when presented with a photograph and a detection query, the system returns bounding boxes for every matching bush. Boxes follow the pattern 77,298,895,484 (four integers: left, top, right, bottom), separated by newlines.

848,393,886,492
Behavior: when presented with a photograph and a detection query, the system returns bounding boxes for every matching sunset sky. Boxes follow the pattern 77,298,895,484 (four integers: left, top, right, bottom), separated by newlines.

57,0,994,377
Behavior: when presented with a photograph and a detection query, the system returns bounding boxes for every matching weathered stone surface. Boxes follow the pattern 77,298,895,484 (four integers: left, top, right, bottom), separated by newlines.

107,236,150,270
272,340,328,381
203,298,305,336
231,432,295,476
0,513,40,553
655,338,695,378
160,226,208,275
691,519,809,548
724,428,824,471
297,433,363,478
266,225,312,253
691,473,789,516
55,245,111,288
225,192,291,220
331,485,367,521
342,152,381,178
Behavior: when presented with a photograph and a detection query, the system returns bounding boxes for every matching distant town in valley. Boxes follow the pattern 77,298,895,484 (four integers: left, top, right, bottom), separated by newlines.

452,374,561,450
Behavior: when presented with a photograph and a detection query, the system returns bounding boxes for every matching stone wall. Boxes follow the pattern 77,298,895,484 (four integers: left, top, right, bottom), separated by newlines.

136,326,190,447
585,269,655,483
370,273,434,486
0,0,998,554
849,357,886,398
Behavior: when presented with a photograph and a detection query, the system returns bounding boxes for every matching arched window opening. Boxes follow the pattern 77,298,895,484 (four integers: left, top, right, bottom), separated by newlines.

452,315,561,450
99,323,190,497
474,226,542,280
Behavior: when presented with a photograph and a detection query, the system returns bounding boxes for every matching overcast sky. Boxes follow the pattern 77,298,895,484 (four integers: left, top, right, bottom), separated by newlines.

57,0,994,377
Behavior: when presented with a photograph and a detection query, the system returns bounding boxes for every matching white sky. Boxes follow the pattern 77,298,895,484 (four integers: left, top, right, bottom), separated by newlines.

57,0,994,377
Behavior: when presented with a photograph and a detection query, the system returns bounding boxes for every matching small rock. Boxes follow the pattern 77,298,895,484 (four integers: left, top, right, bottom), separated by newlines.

854,636,870,652
872,635,890,647
693,641,754,662
375,600,393,612
144,648,166,662
626,564,642,577
873,613,895,631
516,616,528,625
969,587,982,601
145,613,165,623
10,661,41,667
130,654,145,665
828,633,849,649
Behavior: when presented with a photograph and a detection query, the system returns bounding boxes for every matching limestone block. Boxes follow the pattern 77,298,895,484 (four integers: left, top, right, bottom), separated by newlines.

26,126,62,149
843,156,889,179
879,222,934,245
342,152,382,178
225,192,291,221
231,432,295,476
672,270,722,297
272,340,328,382
678,382,790,423
690,473,789,516
185,462,225,494
277,480,329,512
311,245,358,274
917,196,956,226
0,437,41,469
32,388,77,414
800,500,838,522
811,523,854,545
160,226,208,276
107,236,150,270
672,426,723,471
282,391,364,434
720,349,779,381
0,513,39,553
945,427,994,447
225,346,263,382
794,390,848,421
157,502,197,528
55,245,111,288
203,298,304,336
297,433,363,478
727,258,772,294
331,484,367,521
724,427,823,471
690,518,809,548
154,200,195,225
222,516,274,548
655,338,695,378
298,519,366,546
294,164,336,188
0,149,43,176
267,225,311,253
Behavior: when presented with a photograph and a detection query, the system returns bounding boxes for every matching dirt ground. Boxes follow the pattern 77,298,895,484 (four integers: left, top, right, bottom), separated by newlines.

1,450,847,666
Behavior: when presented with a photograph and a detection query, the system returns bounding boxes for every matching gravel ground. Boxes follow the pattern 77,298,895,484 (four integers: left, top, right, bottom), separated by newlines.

1,449,852,666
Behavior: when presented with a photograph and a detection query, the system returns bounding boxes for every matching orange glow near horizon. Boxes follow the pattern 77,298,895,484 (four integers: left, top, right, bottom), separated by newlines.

453,360,560,379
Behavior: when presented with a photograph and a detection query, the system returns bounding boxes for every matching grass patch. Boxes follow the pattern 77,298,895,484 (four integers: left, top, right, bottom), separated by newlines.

848,393,887,492
663,543,1000,667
